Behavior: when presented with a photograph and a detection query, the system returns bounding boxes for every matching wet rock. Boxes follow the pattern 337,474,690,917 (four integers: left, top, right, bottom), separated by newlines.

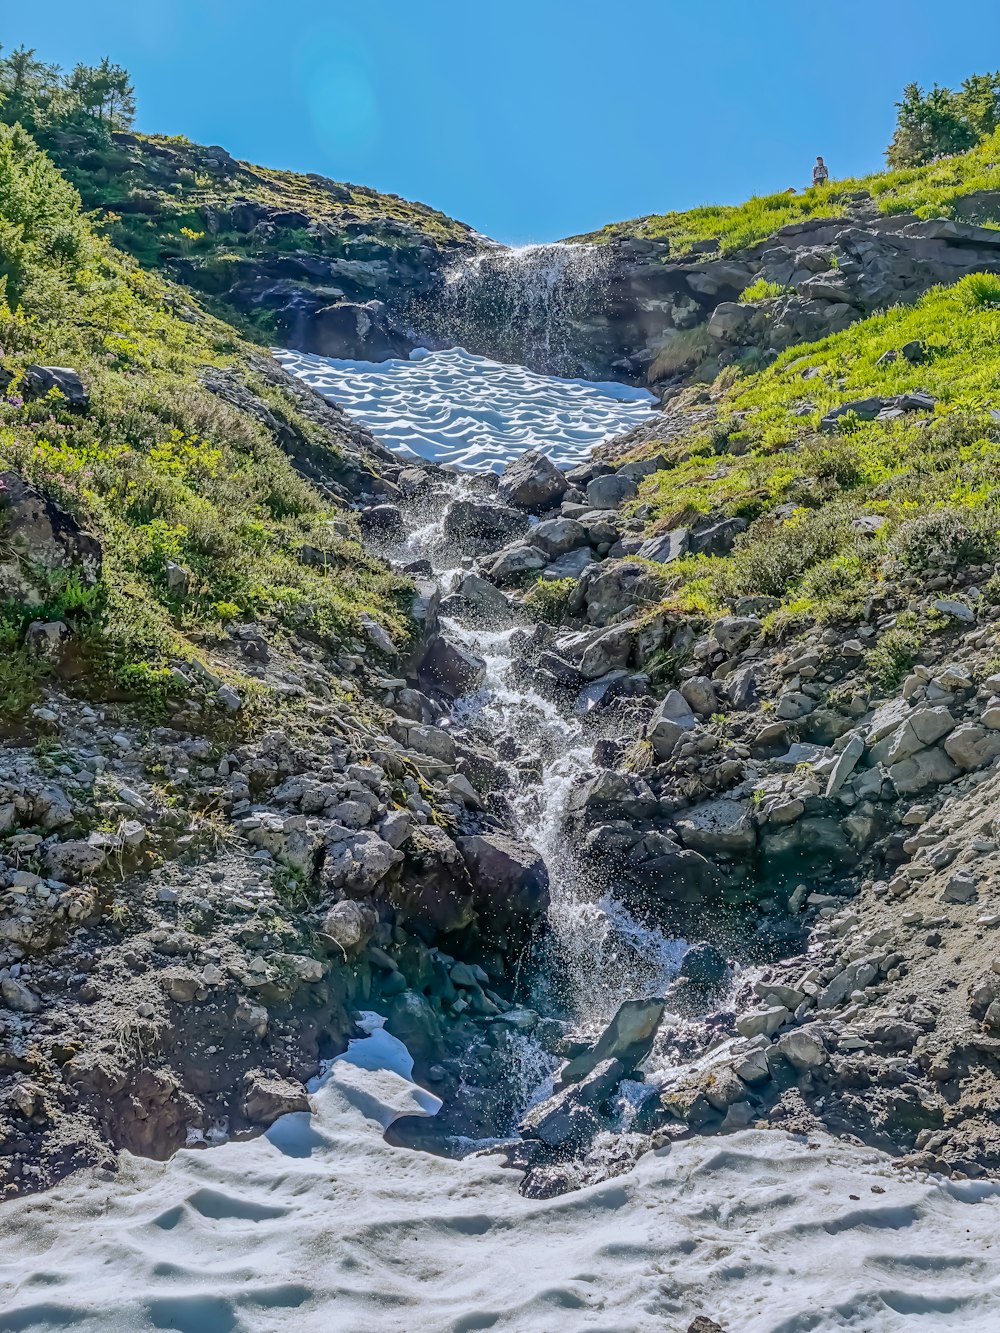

457,832,550,942
520,1058,624,1148
443,498,529,554
242,1072,310,1124
557,997,665,1087
360,503,403,536
418,634,486,698
674,798,756,856
486,543,548,585
446,573,514,623
735,1006,789,1039
498,449,568,512
0,471,102,605
385,990,443,1069
679,942,730,988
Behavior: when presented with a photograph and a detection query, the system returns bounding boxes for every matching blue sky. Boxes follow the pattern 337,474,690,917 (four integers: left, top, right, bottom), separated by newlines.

6,1,1000,243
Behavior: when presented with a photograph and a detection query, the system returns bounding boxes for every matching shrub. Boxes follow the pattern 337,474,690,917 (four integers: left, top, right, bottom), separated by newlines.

887,507,999,574
955,271,1000,309
716,507,856,599
524,577,576,625
867,628,921,689
739,278,792,305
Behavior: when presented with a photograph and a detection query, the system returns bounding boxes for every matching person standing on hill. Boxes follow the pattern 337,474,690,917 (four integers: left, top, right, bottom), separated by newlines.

813,155,830,187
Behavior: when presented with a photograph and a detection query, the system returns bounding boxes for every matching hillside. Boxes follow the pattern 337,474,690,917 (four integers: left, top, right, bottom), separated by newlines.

33,127,478,358
573,127,1000,254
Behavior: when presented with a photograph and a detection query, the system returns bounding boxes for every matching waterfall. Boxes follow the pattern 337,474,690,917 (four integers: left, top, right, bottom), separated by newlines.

428,242,616,377
401,486,684,1034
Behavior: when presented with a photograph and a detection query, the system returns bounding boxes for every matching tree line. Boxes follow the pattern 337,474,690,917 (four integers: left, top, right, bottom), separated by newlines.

0,44,135,141
887,72,1000,168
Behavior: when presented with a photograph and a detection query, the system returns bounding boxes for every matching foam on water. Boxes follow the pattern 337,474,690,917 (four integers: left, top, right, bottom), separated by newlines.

277,345,655,471
4,1025,1000,1332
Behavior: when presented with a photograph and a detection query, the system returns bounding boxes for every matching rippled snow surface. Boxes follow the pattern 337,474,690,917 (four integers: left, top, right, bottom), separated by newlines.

4,1022,1000,1332
277,345,656,471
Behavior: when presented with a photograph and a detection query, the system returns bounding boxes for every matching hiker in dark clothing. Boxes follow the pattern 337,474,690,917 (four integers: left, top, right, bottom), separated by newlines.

813,156,830,187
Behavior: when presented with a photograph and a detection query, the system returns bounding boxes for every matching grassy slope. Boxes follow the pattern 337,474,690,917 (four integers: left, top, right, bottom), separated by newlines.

0,124,411,717
51,129,475,270
573,130,1000,254
629,272,1000,645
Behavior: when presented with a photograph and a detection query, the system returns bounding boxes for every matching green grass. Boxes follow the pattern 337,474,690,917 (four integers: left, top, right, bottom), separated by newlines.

573,128,1000,254
0,124,413,724
631,272,1000,626
739,278,793,304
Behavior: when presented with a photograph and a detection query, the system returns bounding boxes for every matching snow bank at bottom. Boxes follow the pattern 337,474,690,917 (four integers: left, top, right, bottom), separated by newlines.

3,1021,1000,1332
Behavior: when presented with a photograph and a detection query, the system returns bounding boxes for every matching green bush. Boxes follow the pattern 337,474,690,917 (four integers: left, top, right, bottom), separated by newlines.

955,271,1000,309
739,278,792,304
887,507,999,574
867,628,921,690
524,577,577,625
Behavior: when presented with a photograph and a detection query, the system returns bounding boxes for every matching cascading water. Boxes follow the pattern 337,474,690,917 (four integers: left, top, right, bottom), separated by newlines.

401,487,685,1035
428,241,616,377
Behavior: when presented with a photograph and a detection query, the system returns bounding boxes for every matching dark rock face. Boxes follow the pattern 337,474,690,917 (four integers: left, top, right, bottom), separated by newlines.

21,366,90,412
306,300,418,361
456,832,551,943
0,472,102,605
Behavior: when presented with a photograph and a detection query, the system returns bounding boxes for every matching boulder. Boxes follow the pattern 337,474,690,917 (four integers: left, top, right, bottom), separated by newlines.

711,616,762,654
445,573,513,623
23,365,89,412
578,623,635,680
320,900,377,956
0,472,102,605
586,472,638,510
636,529,689,563
680,676,719,716
869,706,956,766
674,799,756,856
486,543,548,585
557,998,665,1088
443,498,529,554
776,1028,827,1071
888,748,960,794
499,449,568,512
43,840,106,883
520,1059,624,1148
394,825,475,933
541,548,594,580
944,723,1000,771
242,1073,310,1124
531,517,588,558
457,832,550,942
385,990,443,1070
323,830,403,895
679,942,730,988
418,634,486,698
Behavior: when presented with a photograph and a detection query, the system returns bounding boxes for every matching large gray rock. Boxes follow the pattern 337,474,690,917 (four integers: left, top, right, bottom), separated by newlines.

531,517,588,558
675,799,756,856
578,623,635,680
586,472,638,510
711,616,762,654
520,1059,624,1148
869,706,955,766
944,723,1000,771
445,573,514,624
557,998,665,1088
486,543,548,586
443,498,529,555
542,548,594,580
0,472,102,606
243,1073,310,1124
23,365,89,412
418,634,487,698
498,449,568,512
323,830,403,894
637,529,689,563
457,832,550,941
888,748,960,794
